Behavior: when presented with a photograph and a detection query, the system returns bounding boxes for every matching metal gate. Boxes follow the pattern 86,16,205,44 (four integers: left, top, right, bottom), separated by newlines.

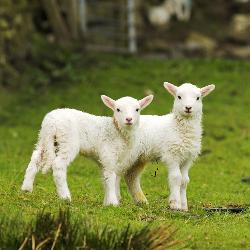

78,0,137,53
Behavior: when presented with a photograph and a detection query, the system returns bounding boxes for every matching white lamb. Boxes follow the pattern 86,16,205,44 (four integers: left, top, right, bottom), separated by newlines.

21,95,153,205
125,83,215,211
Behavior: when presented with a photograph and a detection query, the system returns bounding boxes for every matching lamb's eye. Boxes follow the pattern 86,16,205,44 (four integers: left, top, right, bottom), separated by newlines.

136,108,139,112
196,97,200,100
117,108,120,112
178,96,182,100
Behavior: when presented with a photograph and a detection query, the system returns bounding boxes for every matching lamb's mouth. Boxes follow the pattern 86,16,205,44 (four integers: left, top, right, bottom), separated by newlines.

185,110,192,114
125,122,133,126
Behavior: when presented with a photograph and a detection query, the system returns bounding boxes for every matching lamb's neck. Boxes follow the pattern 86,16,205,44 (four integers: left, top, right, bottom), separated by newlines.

173,113,202,137
112,117,137,143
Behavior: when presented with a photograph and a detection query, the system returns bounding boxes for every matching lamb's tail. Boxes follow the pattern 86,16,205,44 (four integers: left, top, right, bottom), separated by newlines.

36,120,57,174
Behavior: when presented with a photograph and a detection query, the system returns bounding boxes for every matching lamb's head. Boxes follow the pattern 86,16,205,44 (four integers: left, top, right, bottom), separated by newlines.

164,82,215,118
101,95,153,130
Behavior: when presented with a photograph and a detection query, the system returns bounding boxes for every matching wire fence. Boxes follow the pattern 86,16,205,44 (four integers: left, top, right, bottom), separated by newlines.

79,0,137,53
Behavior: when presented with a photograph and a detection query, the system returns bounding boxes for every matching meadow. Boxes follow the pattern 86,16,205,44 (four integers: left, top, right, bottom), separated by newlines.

0,54,249,249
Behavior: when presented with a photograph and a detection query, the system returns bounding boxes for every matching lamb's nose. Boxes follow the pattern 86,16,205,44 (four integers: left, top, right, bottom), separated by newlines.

126,117,132,122
185,106,192,111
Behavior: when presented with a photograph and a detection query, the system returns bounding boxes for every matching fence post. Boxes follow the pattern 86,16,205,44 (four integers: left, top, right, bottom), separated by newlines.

79,0,87,35
127,0,137,53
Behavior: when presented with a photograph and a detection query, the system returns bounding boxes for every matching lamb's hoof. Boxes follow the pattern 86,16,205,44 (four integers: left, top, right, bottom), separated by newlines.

169,200,182,211
21,184,33,192
59,193,71,202
61,197,71,203
181,205,189,212
134,192,148,205
135,198,148,205
181,208,188,212
103,199,119,206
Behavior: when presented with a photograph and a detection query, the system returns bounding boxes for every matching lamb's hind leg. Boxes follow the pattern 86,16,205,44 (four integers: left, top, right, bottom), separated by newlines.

21,149,40,192
125,162,148,204
52,156,72,201
51,130,79,201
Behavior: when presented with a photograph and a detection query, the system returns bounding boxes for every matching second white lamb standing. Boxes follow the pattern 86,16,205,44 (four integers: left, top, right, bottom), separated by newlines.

21,95,153,206
124,82,215,211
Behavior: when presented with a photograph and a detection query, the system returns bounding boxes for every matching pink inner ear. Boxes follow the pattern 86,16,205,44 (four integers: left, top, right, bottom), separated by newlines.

201,85,215,96
106,98,114,108
140,97,149,107
165,83,177,96
106,99,115,109
140,95,153,109
102,95,115,109
201,86,209,95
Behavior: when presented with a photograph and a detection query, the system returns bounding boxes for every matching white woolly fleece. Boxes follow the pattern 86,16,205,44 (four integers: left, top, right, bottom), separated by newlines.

125,82,215,211
21,95,153,206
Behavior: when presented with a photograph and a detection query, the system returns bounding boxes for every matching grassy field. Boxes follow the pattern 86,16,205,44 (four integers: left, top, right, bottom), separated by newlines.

0,55,250,249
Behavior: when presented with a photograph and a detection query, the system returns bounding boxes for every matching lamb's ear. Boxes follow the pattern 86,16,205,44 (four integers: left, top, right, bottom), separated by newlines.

200,84,215,97
101,95,115,110
139,95,154,110
163,82,178,97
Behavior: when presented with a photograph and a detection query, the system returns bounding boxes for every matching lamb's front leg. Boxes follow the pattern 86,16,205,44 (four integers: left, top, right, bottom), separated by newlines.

115,175,121,201
103,169,119,206
180,160,192,211
166,162,182,210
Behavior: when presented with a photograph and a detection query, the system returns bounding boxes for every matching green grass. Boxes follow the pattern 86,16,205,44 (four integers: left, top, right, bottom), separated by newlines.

0,54,250,249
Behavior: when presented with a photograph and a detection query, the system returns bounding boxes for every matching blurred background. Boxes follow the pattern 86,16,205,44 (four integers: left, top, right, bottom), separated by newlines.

0,3,250,248
1,0,250,87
